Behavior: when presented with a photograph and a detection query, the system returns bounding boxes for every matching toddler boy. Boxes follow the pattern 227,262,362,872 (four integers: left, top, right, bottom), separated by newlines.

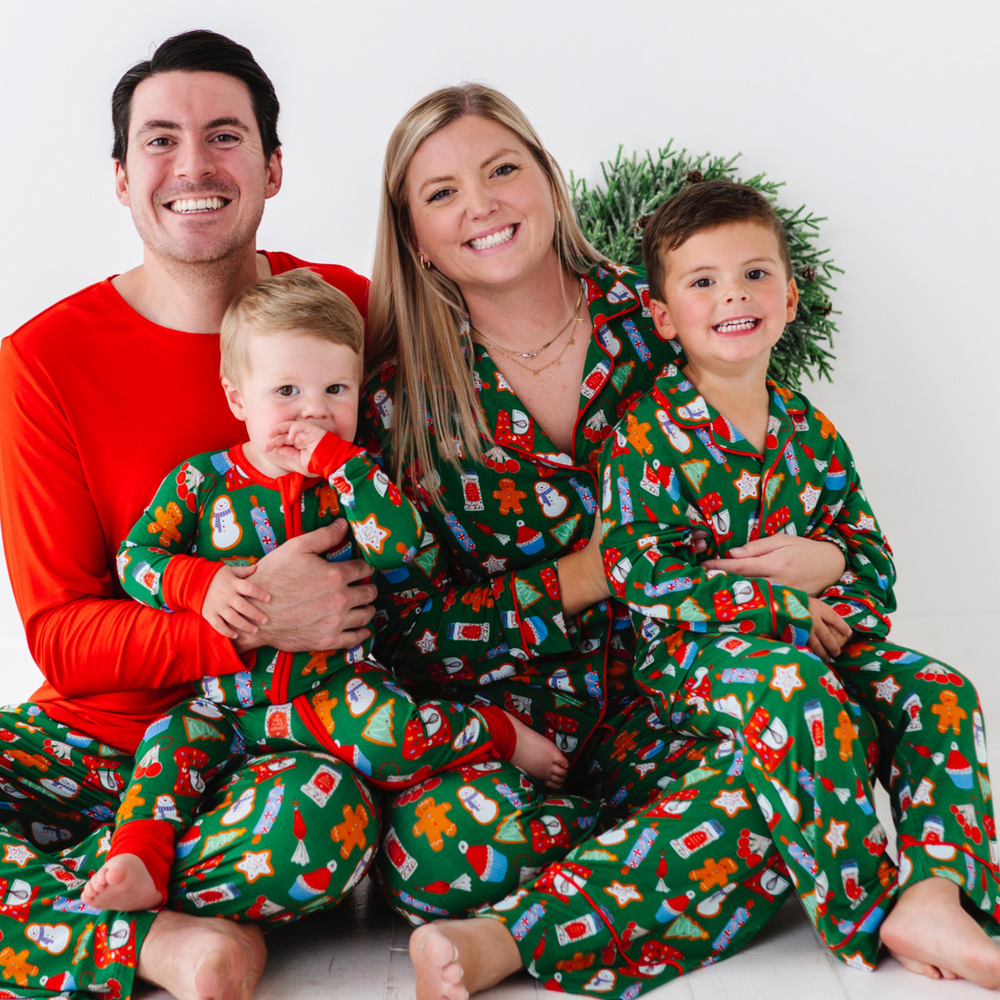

83,269,566,912
601,181,999,980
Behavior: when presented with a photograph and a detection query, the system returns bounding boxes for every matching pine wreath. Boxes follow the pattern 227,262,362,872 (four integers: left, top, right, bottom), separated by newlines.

571,144,840,387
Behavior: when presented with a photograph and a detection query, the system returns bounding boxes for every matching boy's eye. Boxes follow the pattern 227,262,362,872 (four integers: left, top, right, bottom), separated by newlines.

147,137,173,148
746,268,767,280
276,386,297,397
692,277,713,288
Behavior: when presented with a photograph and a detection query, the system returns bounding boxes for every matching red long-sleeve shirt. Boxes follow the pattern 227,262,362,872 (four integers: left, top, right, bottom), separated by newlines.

0,252,368,752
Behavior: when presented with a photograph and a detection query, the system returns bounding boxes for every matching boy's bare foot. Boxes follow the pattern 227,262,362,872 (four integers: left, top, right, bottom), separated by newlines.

137,909,266,1000
505,712,568,790
410,918,522,1000
82,853,164,911
880,874,1000,986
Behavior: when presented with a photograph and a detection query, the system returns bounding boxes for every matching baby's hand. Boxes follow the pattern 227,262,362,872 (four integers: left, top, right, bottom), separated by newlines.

202,564,271,639
266,420,331,475
807,596,852,661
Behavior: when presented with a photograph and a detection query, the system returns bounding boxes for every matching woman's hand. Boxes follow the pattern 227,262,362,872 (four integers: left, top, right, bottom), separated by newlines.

701,534,846,596
556,514,610,618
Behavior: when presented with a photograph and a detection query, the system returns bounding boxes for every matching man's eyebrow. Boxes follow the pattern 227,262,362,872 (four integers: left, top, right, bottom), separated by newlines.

134,117,252,135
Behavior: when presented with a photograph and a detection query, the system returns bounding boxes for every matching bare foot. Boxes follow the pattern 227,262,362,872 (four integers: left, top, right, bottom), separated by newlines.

410,919,522,1000
82,853,164,911
137,909,267,1000
505,712,568,790
880,875,1000,986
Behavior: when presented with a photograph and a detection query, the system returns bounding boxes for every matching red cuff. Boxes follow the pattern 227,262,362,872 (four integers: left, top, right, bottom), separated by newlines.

162,555,226,614
478,704,515,761
308,432,365,478
108,818,175,906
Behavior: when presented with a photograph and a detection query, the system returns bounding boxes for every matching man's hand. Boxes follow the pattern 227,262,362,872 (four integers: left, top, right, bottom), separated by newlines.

232,520,376,654
202,565,271,639
807,597,852,661
702,535,846,596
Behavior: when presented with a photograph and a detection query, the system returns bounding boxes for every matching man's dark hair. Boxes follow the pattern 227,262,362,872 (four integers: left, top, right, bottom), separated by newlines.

111,29,281,165
642,180,792,302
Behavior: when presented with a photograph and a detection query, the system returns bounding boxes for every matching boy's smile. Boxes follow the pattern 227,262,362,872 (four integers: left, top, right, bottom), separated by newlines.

649,221,798,383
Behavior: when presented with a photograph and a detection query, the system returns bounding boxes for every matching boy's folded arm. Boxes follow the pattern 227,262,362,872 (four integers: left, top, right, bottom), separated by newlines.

309,437,426,572
601,439,813,642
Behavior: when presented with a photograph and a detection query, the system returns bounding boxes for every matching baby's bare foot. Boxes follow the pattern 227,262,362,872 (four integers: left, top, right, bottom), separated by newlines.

137,909,266,1000
411,918,522,1000
506,712,568,790
880,875,1000,986
82,853,163,911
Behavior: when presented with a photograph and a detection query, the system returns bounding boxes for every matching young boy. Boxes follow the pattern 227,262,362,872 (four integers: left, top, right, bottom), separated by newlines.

601,181,1000,983
83,269,566,913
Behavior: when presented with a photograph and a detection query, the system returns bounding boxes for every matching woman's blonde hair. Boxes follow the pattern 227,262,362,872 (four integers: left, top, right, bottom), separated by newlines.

367,83,604,497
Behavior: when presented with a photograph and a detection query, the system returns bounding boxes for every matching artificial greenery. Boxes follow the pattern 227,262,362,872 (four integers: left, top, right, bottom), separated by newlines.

571,144,840,387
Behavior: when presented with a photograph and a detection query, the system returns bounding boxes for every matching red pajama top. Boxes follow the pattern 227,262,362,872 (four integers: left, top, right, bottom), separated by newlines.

0,252,368,753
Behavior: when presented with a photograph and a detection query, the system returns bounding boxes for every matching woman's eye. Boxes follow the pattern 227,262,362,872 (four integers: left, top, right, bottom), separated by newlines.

692,277,713,288
747,268,767,280
493,163,518,178
276,386,296,397
428,187,453,203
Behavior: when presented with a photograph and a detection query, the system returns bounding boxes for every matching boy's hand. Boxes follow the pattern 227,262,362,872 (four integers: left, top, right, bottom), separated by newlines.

265,420,331,475
202,564,272,639
703,535,846,596
807,596,852,661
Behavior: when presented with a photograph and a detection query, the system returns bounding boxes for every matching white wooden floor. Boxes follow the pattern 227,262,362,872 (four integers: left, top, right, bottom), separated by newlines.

135,875,989,1000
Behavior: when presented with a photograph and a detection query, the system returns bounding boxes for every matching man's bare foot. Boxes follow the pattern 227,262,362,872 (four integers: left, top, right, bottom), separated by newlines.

137,909,267,1000
880,874,1000,986
410,918,522,1000
505,712,568,789
82,853,164,911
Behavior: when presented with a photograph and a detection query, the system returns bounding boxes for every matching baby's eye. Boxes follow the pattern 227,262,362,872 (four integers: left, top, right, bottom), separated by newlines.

692,277,713,288
746,268,767,280
276,386,297,397
327,384,346,396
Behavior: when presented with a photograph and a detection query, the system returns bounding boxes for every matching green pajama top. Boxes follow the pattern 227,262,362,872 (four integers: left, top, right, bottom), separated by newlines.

361,264,666,763
116,434,431,756
600,353,896,647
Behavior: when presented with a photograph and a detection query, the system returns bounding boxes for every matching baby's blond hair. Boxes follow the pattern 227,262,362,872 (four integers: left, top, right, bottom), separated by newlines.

220,268,364,384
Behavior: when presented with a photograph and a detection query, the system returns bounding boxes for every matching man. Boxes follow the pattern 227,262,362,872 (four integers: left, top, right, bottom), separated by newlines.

0,30,377,1000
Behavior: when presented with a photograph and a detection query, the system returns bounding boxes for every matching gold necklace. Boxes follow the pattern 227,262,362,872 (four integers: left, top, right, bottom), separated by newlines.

472,282,584,361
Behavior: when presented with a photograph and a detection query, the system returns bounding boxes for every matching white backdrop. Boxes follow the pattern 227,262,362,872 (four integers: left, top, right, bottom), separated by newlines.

1,1,997,719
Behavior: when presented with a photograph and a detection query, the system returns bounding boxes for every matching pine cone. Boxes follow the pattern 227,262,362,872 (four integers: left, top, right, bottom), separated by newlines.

801,266,816,283
822,301,833,316
633,214,652,233
687,170,704,183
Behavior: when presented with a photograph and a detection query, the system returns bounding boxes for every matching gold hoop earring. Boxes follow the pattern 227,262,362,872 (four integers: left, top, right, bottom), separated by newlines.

419,254,432,271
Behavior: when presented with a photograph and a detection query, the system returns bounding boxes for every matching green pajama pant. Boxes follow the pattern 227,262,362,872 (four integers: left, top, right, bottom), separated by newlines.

0,703,379,998
834,638,998,912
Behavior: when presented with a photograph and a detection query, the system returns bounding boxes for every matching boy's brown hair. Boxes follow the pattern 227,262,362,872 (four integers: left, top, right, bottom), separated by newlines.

220,268,364,384
642,181,793,302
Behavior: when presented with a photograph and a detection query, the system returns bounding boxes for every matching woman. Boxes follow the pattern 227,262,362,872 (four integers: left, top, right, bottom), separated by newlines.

360,85,889,997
